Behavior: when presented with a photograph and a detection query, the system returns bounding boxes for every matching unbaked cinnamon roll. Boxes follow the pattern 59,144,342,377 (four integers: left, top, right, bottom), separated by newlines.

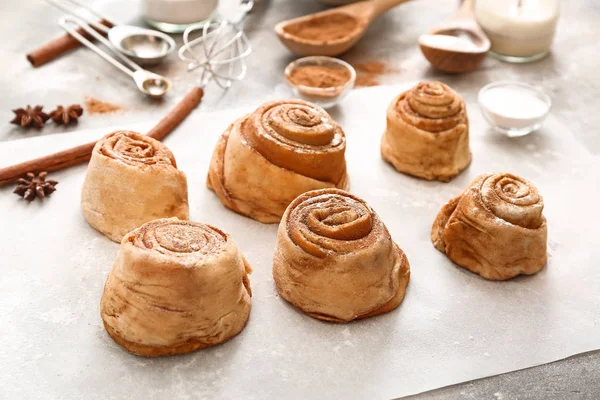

100,218,252,357
207,99,349,223
381,81,471,182
432,173,548,280
81,131,189,242
273,189,410,323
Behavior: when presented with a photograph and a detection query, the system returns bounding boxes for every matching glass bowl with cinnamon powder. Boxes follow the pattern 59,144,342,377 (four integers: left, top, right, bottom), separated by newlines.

285,56,356,109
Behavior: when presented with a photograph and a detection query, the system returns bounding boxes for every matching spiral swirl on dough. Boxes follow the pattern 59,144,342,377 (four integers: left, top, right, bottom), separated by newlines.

274,188,410,322
286,189,379,258
99,130,176,167
243,99,346,182
479,173,544,229
131,219,227,256
101,218,252,356
395,82,465,133
431,173,547,280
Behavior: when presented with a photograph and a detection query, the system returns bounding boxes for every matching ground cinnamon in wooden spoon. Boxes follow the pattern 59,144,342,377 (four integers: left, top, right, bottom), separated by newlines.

282,14,360,44
275,0,412,56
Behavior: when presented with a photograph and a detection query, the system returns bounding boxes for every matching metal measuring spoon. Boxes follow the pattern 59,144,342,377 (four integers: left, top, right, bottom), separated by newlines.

48,0,175,66
59,16,172,98
108,26,175,66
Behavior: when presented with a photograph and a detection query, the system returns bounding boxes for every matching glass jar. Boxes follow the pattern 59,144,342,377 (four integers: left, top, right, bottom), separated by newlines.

142,0,219,33
475,0,560,63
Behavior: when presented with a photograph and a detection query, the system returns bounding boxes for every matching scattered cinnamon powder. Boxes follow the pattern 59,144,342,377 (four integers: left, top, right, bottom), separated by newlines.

283,13,359,43
288,65,352,89
350,60,394,87
84,97,124,115
355,75,381,87
353,61,387,75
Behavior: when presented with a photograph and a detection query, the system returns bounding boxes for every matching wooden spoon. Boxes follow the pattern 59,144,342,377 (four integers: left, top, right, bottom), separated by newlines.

418,0,490,73
275,0,412,57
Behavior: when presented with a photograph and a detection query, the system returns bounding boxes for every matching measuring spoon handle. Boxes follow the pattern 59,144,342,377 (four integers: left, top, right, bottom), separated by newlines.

59,16,135,78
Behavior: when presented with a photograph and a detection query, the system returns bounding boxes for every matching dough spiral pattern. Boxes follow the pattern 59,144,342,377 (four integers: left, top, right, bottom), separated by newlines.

273,189,410,323
101,219,252,356
81,130,189,242
432,173,547,280
98,131,176,166
381,81,471,182
208,99,349,223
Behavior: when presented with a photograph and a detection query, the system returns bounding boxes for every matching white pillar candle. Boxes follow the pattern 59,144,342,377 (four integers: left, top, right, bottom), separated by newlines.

475,0,559,61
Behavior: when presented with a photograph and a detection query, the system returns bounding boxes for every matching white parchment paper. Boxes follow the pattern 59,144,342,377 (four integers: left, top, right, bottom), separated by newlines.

1,84,599,400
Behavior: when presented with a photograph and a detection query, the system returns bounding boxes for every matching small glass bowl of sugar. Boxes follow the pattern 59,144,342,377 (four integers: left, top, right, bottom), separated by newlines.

478,81,551,137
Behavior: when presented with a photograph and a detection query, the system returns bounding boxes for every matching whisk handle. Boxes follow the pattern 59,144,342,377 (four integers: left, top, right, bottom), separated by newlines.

232,0,255,25
59,16,135,77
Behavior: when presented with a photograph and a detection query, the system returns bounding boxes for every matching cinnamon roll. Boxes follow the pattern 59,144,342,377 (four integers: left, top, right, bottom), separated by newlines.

81,131,189,242
432,173,548,280
381,81,471,182
207,99,349,223
100,218,252,357
273,189,410,323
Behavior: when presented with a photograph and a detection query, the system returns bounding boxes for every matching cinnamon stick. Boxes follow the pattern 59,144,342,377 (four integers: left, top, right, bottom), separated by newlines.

26,19,114,68
147,87,205,140
0,87,204,186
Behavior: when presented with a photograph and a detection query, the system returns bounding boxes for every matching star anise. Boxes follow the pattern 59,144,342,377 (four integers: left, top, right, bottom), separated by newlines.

13,172,58,202
49,104,83,125
10,105,50,129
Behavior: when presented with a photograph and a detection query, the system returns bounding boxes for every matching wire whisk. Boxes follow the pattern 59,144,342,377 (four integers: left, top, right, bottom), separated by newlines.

178,0,254,89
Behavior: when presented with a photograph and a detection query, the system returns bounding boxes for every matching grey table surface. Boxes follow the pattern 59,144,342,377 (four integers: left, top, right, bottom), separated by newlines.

1,0,599,398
